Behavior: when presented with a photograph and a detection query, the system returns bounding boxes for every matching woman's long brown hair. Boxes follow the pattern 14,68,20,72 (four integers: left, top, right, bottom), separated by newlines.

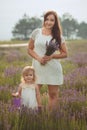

44,10,62,49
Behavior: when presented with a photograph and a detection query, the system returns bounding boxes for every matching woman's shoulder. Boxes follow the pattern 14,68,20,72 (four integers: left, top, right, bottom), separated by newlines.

32,28,41,34
29,28,41,40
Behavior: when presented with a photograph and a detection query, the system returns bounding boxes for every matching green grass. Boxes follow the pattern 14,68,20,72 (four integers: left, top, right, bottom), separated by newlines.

0,39,87,130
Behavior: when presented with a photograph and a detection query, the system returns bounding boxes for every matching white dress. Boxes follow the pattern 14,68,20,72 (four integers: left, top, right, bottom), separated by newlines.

21,84,38,109
30,28,65,85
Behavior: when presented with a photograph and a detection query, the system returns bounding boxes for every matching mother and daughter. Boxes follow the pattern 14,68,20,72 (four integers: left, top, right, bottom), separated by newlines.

12,10,67,111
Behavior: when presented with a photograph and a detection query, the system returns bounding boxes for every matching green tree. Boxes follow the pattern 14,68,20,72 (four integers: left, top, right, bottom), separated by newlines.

61,13,78,39
77,22,87,39
12,14,42,40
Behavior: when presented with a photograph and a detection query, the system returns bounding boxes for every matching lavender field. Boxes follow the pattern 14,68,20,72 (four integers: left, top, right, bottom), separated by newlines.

0,40,87,130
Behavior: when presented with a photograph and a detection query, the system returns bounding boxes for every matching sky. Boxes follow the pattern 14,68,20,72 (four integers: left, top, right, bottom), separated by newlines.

0,0,87,40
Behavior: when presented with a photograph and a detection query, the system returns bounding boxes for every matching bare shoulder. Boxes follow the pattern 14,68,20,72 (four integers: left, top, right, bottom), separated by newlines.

29,28,40,41
35,84,39,91
18,83,23,89
35,84,38,89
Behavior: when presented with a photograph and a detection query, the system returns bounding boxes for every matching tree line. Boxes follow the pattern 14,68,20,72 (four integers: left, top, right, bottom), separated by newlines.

12,13,87,40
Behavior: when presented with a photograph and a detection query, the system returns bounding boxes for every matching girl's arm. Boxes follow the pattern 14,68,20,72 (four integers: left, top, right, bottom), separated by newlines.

28,39,46,65
17,84,22,97
35,85,42,108
12,84,22,97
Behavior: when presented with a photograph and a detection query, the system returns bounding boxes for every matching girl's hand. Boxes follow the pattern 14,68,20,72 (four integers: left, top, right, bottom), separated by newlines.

12,92,19,97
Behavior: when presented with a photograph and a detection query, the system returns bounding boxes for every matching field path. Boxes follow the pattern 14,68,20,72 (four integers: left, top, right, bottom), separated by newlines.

0,43,28,48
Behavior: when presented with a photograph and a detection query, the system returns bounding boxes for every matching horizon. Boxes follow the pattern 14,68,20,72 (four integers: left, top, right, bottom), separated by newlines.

0,0,87,40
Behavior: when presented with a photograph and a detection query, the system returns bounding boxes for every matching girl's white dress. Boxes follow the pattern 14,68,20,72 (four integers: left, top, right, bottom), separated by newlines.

21,84,38,109
30,28,65,85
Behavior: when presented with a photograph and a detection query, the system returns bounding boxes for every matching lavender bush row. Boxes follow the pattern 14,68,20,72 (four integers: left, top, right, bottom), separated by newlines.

0,100,87,130
0,40,87,129
68,52,87,67
64,66,87,91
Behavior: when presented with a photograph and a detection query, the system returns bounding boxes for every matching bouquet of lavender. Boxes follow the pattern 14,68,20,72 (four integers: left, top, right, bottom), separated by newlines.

45,39,59,56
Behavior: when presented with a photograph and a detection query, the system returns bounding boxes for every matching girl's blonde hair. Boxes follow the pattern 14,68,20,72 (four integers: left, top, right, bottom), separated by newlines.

21,66,36,83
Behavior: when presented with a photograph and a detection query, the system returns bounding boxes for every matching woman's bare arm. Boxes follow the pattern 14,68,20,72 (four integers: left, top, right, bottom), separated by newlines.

52,42,68,59
43,42,68,61
28,38,46,64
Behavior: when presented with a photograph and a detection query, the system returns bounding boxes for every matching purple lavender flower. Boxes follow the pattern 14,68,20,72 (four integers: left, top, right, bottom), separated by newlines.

45,39,59,56
4,66,21,77
68,52,87,67
12,97,21,108
64,67,87,87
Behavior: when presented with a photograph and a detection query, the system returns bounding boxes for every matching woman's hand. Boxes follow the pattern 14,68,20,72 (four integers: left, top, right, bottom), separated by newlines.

43,55,53,62
37,57,47,65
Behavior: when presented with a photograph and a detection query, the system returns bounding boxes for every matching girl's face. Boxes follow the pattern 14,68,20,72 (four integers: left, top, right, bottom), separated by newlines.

44,14,55,29
23,70,34,83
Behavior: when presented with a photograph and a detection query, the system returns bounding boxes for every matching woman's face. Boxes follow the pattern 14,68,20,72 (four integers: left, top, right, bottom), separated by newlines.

44,14,55,29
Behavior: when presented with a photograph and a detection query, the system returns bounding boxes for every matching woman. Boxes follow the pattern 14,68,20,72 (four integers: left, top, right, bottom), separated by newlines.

28,10,68,111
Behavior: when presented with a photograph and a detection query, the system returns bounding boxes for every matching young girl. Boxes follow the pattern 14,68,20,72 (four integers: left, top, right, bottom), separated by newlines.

12,66,41,109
